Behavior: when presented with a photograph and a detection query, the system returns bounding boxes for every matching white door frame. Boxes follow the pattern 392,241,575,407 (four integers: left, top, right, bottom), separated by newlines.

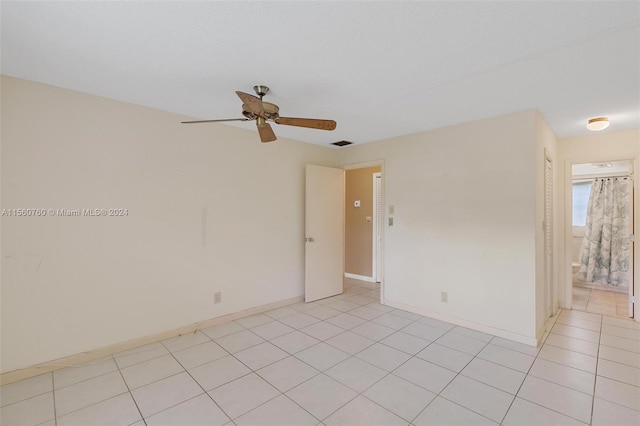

373,172,382,282
343,160,385,303
544,154,555,321
564,157,637,320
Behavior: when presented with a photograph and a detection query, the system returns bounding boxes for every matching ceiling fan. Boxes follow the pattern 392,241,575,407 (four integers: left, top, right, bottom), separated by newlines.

181,85,337,143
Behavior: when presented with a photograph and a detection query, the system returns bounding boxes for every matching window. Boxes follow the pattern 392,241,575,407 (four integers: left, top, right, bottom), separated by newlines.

572,181,592,226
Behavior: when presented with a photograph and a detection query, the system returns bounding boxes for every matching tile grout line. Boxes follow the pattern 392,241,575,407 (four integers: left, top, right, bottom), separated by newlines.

595,354,640,374
49,355,143,424
242,301,382,423
113,355,148,426
409,335,495,425
205,308,383,424
529,353,597,388
234,300,377,424
53,356,141,424
161,340,239,424
232,290,410,423
557,318,640,342
51,372,57,426
119,331,229,422
48,363,121,394
523,365,599,397
249,321,370,422
297,295,521,425
284,314,418,423
499,312,575,425
589,370,640,390
589,314,604,425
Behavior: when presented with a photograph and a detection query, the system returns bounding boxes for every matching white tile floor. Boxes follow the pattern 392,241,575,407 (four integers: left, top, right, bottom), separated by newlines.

2,281,640,426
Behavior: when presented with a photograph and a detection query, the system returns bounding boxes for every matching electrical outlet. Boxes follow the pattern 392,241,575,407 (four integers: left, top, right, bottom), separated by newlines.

441,292,448,303
214,292,222,304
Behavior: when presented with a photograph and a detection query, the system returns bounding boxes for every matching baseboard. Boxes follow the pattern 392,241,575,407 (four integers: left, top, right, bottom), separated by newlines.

0,295,303,385
384,299,538,347
344,272,376,283
536,317,552,347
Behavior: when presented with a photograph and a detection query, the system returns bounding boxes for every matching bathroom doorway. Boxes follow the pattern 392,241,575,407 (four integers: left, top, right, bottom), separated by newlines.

571,160,634,318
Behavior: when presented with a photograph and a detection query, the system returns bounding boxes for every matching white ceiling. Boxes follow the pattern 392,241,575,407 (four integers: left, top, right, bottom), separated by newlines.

1,1,639,146
572,160,632,177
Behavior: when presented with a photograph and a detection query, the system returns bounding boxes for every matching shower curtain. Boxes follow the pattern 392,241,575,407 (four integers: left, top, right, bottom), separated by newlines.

577,177,632,287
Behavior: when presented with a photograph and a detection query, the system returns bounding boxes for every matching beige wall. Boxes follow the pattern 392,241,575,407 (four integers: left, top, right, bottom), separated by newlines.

345,166,381,277
0,76,337,373
339,110,541,345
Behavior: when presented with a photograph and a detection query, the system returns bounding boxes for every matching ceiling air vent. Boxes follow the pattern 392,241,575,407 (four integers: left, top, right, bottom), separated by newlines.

331,140,353,147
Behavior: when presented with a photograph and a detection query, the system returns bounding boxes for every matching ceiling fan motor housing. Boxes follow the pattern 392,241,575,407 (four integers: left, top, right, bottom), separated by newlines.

242,101,280,121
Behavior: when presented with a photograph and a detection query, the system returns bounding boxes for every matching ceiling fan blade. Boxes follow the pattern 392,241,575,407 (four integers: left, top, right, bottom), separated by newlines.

257,123,277,143
236,91,264,115
181,118,250,124
275,117,337,131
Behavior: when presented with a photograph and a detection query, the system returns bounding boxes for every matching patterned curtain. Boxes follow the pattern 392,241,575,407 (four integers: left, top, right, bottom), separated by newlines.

577,177,632,286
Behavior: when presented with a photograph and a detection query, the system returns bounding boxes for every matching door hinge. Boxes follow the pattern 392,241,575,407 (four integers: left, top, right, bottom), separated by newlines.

630,296,636,304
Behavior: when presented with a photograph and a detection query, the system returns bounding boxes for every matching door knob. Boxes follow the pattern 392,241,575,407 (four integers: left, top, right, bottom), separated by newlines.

305,237,315,242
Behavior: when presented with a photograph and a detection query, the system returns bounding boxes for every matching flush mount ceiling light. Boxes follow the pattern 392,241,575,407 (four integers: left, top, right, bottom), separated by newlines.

592,162,613,168
586,117,610,131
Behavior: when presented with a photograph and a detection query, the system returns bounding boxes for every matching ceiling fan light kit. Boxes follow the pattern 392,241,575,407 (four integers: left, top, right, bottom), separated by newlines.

182,85,337,143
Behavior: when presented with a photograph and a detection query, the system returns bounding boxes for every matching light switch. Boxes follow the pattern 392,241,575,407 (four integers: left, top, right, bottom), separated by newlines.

389,205,395,215
366,216,372,223
354,200,361,207
389,217,394,226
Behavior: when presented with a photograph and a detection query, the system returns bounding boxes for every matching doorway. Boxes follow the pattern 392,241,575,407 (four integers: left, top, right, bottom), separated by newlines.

570,160,634,319
343,162,384,300
344,165,382,282
304,162,384,304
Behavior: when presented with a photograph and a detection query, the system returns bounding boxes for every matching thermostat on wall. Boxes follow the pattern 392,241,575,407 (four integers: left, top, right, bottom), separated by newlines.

354,200,361,207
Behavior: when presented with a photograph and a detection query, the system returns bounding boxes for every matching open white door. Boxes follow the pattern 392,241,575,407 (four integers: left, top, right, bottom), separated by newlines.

305,164,344,302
